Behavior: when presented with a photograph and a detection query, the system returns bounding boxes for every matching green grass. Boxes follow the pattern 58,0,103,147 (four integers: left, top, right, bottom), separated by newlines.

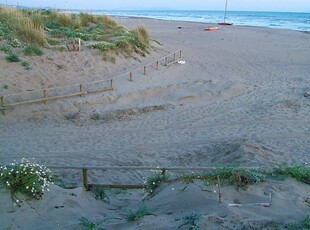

21,61,31,70
5,53,20,62
180,212,201,230
2,84,9,89
286,215,310,230
268,164,310,184
92,186,110,203
79,217,104,230
0,44,13,54
144,170,169,194
126,205,153,221
23,44,43,56
180,167,266,188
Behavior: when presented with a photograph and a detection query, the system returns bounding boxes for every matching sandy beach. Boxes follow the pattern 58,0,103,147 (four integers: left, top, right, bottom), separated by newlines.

0,17,309,229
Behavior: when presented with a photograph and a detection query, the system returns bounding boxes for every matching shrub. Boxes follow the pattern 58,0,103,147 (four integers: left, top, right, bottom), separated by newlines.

0,44,12,54
23,44,43,56
6,53,20,62
0,158,53,204
181,212,202,230
21,61,31,70
2,84,9,89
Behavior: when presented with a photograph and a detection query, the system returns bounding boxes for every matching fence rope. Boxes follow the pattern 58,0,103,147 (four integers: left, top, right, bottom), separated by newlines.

0,49,183,114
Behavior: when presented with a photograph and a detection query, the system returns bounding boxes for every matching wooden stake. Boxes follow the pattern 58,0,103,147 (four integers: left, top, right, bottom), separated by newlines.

82,168,89,191
217,175,222,204
43,90,48,105
78,38,81,51
164,57,168,66
144,66,147,75
0,96,4,108
179,50,182,59
173,53,176,63
79,84,83,97
129,72,133,82
110,79,113,88
156,61,159,70
1,96,6,116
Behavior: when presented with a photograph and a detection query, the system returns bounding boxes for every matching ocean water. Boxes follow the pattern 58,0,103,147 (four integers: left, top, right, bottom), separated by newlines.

97,10,310,31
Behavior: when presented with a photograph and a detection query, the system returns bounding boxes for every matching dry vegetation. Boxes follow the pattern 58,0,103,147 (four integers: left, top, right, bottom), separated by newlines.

0,6,150,57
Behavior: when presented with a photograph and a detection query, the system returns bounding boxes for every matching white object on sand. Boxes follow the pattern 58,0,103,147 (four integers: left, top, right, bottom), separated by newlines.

177,60,186,64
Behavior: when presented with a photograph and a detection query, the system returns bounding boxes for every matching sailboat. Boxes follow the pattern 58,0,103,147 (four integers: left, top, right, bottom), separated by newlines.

218,0,233,26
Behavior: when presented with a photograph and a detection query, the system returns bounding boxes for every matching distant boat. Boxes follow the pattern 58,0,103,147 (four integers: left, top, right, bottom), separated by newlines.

218,0,233,26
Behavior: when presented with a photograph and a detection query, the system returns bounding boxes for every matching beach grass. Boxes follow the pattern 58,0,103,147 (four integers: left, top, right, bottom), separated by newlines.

0,6,150,57
126,205,153,221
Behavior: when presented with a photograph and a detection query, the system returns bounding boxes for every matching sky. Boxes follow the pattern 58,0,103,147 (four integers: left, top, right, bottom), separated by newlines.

2,0,310,12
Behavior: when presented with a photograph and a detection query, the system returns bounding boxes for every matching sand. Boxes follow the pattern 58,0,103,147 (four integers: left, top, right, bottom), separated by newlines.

0,18,309,229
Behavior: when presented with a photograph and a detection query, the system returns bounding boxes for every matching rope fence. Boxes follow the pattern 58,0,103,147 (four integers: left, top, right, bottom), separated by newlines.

0,50,183,115
47,165,258,191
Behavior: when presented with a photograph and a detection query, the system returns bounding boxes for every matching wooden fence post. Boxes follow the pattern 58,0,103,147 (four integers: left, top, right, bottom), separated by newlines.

164,57,168,66
156,61,159,70
144,66,147,75
110,79,113,88
82,168,90,191
1,96,6,116
43,90,48,105
179,50,182,59
129,72,133,82
173,53,176,63
79,84,83,97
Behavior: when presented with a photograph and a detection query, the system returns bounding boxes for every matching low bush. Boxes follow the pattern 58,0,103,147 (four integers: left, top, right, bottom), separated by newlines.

0,44,13,54
6,53,20,62
0,158,53,204
23,44,43,56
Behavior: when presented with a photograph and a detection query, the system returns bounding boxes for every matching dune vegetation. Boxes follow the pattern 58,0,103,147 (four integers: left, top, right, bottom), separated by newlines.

0,6,150,57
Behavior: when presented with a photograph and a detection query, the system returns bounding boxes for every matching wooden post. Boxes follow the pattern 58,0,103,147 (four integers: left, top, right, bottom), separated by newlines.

164,57,168,66
79,84,83,97
217,175,222,204
82,168,89,191
156,61,159,70
129,72,133,82
43,90,47,105
110,79,113,88
179,50,182,59
78,38,81,51
173,53,176,63
144,66,147,75
1,96,6,116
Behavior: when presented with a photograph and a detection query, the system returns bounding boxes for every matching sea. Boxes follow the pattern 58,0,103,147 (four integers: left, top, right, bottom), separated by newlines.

92,10,310,31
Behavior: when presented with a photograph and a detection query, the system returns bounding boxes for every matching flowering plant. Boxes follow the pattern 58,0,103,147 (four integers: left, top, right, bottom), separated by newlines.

0,158,53,204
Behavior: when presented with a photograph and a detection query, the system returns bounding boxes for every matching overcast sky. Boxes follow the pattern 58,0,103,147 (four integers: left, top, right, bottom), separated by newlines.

3,0,310,12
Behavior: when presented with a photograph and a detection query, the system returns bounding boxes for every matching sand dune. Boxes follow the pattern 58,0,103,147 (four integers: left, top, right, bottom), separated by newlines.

0,18,309,229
